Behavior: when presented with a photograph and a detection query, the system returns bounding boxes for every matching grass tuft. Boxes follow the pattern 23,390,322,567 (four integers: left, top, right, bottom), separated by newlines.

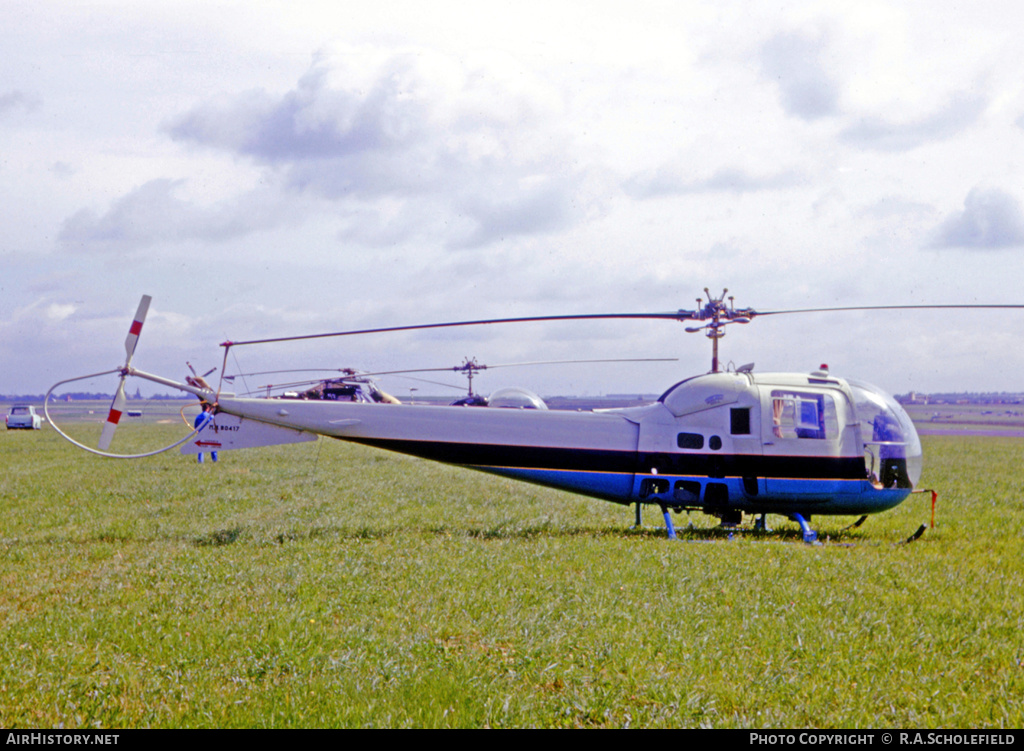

193,527,244,547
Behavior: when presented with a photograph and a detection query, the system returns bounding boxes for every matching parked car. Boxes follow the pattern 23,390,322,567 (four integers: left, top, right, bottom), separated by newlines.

5,404,43,429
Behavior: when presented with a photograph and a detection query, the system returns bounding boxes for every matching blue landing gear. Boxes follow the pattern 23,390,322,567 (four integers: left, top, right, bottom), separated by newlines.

658,504,677,540
634,502,680,540
790,513,819,545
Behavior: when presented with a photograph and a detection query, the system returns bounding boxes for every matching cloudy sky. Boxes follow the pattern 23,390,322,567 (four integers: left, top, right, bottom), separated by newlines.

3,0,1024,399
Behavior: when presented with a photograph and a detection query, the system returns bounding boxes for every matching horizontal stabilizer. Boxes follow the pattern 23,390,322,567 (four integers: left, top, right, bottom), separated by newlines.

180,413,317,454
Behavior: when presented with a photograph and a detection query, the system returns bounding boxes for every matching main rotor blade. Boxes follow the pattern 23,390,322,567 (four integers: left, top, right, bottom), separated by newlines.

224,368,357,381
351,357,680,377
754,304,1024,316
472,357,679,370
221,312,691,348
124,295,152,366
249,377,353,392
345,358,675,377
219,300,1024,352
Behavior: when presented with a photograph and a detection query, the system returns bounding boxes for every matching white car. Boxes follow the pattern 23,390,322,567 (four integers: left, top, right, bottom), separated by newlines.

5,404,43,429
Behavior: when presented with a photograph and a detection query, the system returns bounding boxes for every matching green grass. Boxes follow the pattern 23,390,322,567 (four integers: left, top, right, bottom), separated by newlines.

1,424,1022,727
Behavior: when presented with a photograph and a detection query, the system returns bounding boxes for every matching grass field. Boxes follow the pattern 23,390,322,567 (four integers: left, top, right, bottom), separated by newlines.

1,419,1022,728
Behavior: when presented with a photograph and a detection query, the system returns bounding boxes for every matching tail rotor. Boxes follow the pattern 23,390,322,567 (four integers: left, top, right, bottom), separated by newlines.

97,295,151,451
185,361,217,391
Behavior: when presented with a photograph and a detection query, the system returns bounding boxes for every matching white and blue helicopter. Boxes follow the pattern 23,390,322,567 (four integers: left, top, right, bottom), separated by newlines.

47,291,1020,543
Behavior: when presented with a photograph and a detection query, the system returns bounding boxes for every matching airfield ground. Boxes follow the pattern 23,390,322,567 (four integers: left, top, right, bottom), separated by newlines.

903,402,1024,438
1,404,1022,727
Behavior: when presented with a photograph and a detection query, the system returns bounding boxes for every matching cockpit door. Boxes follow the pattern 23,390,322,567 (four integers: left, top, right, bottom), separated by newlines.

758,386,860,496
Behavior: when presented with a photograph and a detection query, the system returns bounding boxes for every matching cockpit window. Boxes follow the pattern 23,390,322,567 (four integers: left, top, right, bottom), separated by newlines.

847,379,923,488
848,381,913,443
770,391,838,440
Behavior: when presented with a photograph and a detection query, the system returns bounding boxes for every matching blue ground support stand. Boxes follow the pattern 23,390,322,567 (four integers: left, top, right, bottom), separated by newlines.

791,513,819,544
659,504,677,540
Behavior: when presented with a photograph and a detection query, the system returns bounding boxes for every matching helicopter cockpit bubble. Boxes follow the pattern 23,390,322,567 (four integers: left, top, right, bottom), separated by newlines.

847,379,922,489
487,387,549,410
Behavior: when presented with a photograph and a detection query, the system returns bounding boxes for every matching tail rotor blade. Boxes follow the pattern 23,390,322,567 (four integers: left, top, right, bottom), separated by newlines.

99,295,150,451
98,377,128,450
124,295,152,367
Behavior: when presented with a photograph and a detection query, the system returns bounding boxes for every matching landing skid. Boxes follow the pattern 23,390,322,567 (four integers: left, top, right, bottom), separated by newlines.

633,505,918,546
900,524,927,544
841,515,869,532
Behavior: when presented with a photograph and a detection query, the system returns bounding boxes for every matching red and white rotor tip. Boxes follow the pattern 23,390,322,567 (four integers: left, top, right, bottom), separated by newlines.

98,295,151,450
97,379,128,450
124,295,151,367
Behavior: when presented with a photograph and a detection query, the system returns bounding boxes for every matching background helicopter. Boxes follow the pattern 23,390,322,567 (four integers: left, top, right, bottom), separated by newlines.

46,290,1024,543
222,356,678,408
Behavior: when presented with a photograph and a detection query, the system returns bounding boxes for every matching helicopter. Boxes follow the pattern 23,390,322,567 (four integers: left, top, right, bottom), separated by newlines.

45,290,1024,543
228,356,677,407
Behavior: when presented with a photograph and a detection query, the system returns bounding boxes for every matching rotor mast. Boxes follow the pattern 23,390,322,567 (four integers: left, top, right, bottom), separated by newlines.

455,357,486,396
681,288,753,372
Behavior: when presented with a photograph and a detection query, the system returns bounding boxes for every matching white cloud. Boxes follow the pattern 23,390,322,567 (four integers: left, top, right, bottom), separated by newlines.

841,88,989,152
163,49,591,249
625,165,805,199
58,179,294,252
760,30,841,121
45,303,76,321
930,187,1024,249
0,90,41,117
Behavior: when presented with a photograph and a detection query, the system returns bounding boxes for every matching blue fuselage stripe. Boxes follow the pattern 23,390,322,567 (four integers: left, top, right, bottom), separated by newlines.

339,436,903,513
